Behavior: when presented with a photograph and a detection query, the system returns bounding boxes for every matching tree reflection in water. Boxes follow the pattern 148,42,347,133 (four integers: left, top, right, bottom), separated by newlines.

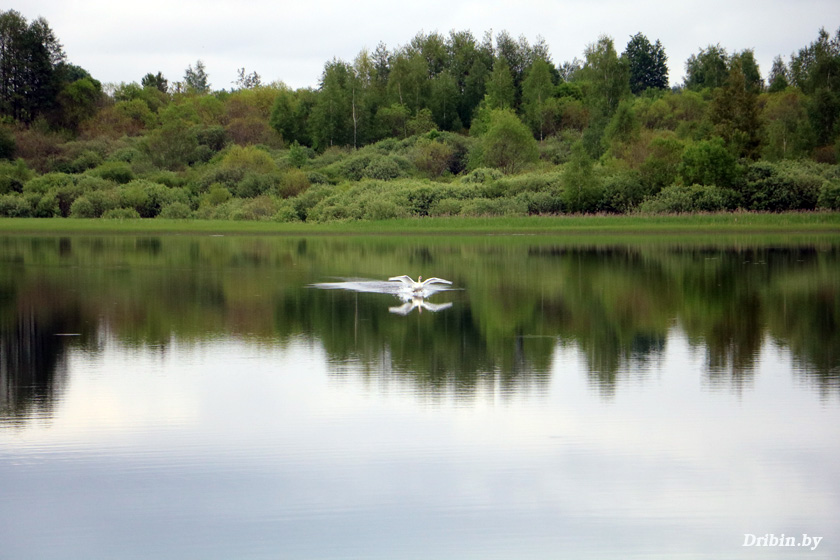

0,235,837,422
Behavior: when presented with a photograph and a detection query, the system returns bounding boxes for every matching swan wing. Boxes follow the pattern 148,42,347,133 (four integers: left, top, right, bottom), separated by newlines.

388,275,415,286
420,277,452,286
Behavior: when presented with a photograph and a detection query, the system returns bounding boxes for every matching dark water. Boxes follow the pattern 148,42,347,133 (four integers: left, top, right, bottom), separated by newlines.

1,234,838,559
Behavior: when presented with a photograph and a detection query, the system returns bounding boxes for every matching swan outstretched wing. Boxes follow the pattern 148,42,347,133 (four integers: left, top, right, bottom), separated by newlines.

420,277,452,287
388,275,415,286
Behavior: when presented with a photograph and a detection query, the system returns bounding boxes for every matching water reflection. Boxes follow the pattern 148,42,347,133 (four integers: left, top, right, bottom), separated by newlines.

310,277,456,315
0,235,838,423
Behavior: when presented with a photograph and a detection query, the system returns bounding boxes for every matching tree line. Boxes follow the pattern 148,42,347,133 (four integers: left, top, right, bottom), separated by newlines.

1,8,839,221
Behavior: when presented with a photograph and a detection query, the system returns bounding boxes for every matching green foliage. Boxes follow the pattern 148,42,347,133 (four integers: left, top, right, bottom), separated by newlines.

685,45,729,90
279,168,311,197
474,109,538,173
639,135,684,191
183,60,210,94
412,138,454,178
624,33,668,94
0,158,33,194
0,126,16,159
818,180,840,210
678,137,739,188
579,35,630,114
562,142,603,213
364,155,406,180
89,161,134,184
639,184,739,213
141,120,199,170
743,161,823,211
0,193,31,216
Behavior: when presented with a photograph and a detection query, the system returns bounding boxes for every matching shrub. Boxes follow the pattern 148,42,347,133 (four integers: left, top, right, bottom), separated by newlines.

66,150,103,173
364,155,406,181
412,139,454,178
461,167,503,184
429,197,463,216
23,172,77,194
0,194,31,217
69,196,96,218
460,197,528,217
90,161,134,184
639,184,739,214
818,180,840,210
102,207,142,219
221,144,278,174
361,198,408,220
679,137,738,188
158,202,193,219
744,161,822,211
234,172,280,198
0,159,33,194
474,109,539,173
279,168,311,197
273,199,300,222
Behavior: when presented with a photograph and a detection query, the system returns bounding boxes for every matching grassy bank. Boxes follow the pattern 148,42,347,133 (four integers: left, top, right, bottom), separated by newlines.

1,211,840,237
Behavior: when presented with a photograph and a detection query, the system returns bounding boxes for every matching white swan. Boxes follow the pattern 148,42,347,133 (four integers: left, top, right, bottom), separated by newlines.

388,275,452,293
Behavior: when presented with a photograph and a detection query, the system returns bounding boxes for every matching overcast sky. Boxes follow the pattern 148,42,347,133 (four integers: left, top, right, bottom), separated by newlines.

17,0,840,91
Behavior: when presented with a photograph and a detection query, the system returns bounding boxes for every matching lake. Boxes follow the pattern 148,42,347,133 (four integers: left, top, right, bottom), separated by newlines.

1,233,838,559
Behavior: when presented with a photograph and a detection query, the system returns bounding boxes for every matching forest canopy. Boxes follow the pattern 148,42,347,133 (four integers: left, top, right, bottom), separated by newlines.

1,9,840,221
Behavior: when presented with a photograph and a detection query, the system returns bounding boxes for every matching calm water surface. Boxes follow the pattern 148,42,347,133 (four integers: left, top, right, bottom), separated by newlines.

1,234,838,559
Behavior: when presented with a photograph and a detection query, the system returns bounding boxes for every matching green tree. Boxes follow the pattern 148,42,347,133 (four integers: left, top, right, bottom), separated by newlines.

309,59,353,149
767,56,789,93
729,49,764,93
761,89,813,160
270,85,315,146
522,58,556,140
141,72,168,93
233,68,262,90
710,60,762,158
679,137,738,188
387,50,427,112
623,33,668,94
183,60,210,94
485,58,515,110
429,70,460,130
475,108,538,173
684,45,729,90
563,142,602,213
0,10,65,123
578,35,630,115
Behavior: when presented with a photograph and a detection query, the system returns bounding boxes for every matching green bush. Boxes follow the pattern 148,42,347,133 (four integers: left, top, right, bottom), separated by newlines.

90,161,134,184
279,168,311,197
234,172,280,198
0,194,31,217
364,155,405,180
744,161,822,211
273,199,300,222
66,150,103,173
678,137,739,188
818,180,840,210
69,196,96,218
158,202,193,219
0,159,33,194
429,197,463,216
639,184,739,214
23,172,77,194
461,167,503,184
